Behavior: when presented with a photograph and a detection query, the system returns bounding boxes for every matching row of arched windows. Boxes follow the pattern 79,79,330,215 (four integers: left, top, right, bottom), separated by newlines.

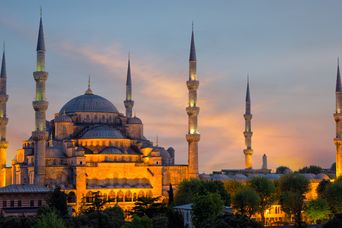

83,190,153,203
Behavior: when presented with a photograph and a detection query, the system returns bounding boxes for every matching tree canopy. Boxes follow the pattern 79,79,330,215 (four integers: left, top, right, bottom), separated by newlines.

305,198,330,224
298,165,323,174
276,166,292,174
279,173,309,227
192,192,224,228
248,176,276,224
175,179,229,205
232,187,260,218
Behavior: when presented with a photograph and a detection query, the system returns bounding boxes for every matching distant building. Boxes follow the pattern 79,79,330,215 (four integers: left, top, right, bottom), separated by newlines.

0,184,51,217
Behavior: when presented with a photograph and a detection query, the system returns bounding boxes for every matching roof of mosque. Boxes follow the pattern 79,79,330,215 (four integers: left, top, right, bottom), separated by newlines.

0,184,51,194
81,125,124,139
60,93,118,114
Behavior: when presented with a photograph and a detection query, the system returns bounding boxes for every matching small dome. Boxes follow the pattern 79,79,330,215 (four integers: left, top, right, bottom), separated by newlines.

60,93,118,114
233,174,247,180
128,117,142,124
81,126,124,139
303,173,316,180
55,113,72,123
265,174,281,180
316,173,330,180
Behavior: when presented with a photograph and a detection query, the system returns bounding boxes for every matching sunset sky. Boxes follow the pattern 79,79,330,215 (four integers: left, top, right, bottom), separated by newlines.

0,1,341,172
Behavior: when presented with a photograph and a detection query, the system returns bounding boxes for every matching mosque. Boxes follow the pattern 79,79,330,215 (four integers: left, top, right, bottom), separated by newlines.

0,14,200,212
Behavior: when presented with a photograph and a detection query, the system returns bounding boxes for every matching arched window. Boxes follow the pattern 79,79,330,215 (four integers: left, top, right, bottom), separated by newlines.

138,190,144,200
117,191,124,202
67,192,76,203
147,190,153,198
108,191,115,202
133,193,137,201
125,191,132,202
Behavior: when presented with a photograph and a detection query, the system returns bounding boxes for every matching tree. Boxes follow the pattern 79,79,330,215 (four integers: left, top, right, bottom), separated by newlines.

279,173,309,227
130,197,167,218
166,209,184,228
325,180,342,214
317,179,331,198
298,165,323,174
192,192,224,228
168,183,174,207
305,198,330,224
223,179,244,203
47,187,68,217
249,176,276,224
121,215,153,228
276,166,292,174
175,179,229,206
34,210,66,228
232,187,260,218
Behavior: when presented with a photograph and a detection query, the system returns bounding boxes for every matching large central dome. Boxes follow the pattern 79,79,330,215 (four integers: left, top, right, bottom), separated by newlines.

60,93,118,114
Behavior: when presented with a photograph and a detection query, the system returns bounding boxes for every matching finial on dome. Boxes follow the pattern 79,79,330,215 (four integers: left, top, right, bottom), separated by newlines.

85,75,93,94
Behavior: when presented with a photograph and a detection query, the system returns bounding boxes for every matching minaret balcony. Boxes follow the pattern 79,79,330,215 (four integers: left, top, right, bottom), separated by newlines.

0,95,8,103
33,71,48,81
0,140,8,149
32,130,48,141
0,117,8,125
244,114,253,119
334,113,342,121
186,133,200,143
186,106,200,116
124,100,134,107
243,148,253,155
32,100,48,111
187,80,199,90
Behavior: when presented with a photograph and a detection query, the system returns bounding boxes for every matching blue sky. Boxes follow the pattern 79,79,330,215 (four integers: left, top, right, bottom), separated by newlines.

0,1,341,172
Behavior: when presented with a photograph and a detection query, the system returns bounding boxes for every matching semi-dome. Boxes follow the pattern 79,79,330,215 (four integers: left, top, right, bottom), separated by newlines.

60,93,118,114
81,126,124,139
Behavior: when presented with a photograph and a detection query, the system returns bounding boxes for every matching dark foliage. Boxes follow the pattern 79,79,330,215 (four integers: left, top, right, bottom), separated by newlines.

47,187,68,217
298,165,323,174
175,179,229,205
0,216,36,228
130,196,167,218
323,214,342,228
203,213,263,228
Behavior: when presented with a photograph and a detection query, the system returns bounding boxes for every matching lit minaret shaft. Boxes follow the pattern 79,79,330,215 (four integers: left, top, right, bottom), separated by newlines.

124,55,134,118
243,77,253,169
186,26,200,178
32,12,49,185
334,59,342,178
0,44,8,175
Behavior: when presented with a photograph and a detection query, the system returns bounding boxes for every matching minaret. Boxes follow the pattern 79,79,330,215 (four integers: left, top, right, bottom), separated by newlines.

32,11,49,185
262,154,267,170
334,58,342,178
0,44,8,172
186,25,200,178
243,77,253,169
124,55,134,118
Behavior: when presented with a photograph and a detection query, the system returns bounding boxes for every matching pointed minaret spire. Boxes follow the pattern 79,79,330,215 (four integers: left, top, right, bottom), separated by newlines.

245,75,251,114
36,8,45,52
124,53,134,118
1,43,6,78
189,22,196,62
337,58,341,92
85,75,93,94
